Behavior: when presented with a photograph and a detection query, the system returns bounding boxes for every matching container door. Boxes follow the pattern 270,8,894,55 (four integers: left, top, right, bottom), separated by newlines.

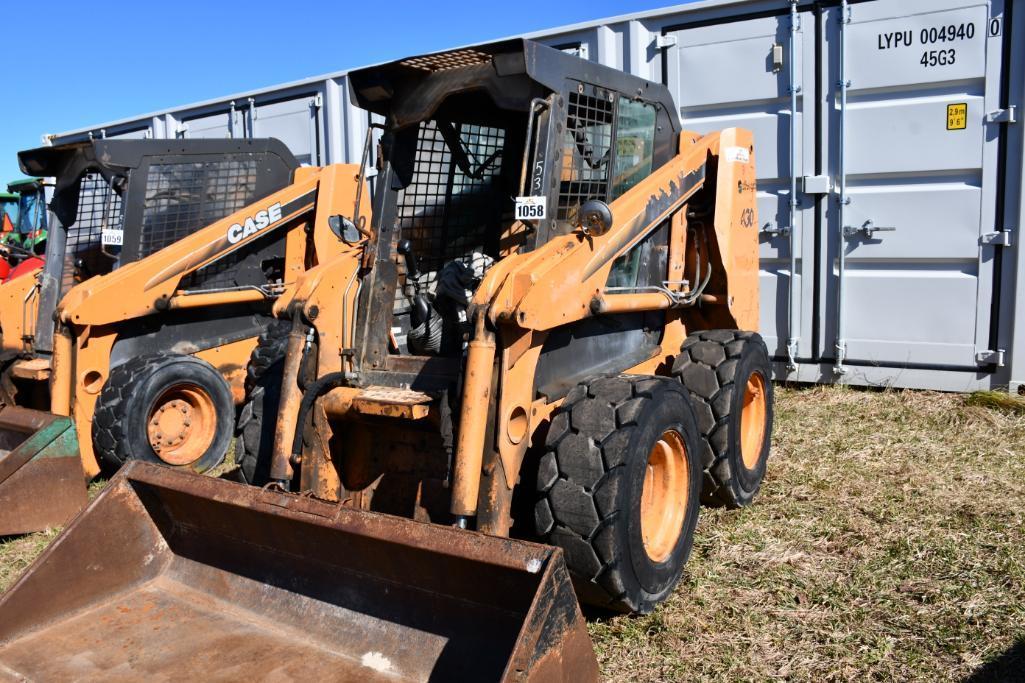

823,0,1005,371
664,9,817,366
179,108,240,140
107,128,152,140
246,95,322,165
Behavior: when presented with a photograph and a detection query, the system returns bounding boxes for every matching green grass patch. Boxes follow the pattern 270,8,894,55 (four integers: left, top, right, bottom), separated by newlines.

965,390,1025,415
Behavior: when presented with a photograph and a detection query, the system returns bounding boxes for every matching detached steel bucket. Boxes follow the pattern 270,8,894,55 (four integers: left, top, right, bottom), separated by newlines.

0,407,85,536
0,461,598,681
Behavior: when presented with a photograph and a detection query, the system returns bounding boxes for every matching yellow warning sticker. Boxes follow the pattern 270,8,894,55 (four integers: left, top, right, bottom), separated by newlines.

947,103,968,130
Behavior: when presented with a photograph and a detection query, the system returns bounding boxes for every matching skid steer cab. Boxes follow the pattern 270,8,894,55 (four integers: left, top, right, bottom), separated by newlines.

0,138,310,534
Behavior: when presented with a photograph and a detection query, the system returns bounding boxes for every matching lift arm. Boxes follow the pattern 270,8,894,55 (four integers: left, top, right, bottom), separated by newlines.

480,128,759,334
56,165,365,327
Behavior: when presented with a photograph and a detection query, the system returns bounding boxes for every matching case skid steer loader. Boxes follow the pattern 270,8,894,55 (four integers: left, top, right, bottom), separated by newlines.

0,138,300,535
0,39,772,681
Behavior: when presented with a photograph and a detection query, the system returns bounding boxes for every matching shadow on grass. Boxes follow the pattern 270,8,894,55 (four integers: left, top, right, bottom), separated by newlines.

965,638,1025,683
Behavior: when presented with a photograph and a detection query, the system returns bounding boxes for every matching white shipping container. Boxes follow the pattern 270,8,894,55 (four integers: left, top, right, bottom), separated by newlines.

48,0,1025,392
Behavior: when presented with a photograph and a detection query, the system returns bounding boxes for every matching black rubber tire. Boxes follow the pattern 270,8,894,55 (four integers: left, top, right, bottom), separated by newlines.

235,320,290,485
93,353,234,474
672,330,774,509
535,375,702,614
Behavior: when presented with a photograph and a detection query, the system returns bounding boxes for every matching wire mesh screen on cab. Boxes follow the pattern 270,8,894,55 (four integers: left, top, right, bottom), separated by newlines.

61,173,123,292
60,159,267,296
140,160,257,256
394,120,510,304
557,92,614,227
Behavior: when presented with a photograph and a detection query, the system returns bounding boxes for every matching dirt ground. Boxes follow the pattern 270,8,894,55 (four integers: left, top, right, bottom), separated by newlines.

2,385,1023,681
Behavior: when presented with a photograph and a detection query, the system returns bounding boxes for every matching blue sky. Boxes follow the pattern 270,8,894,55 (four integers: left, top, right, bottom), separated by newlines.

0,0,686,182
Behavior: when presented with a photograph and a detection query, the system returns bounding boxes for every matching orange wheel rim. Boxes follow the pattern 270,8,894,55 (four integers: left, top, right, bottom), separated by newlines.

640,429,689,563
740,371,768,469
146,384,217,467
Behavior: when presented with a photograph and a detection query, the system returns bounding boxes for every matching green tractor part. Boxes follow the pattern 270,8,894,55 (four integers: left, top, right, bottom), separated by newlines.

3,178,47,253
0,409,86,536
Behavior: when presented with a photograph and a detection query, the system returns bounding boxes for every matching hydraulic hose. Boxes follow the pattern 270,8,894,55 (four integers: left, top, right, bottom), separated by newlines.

289,372,348,463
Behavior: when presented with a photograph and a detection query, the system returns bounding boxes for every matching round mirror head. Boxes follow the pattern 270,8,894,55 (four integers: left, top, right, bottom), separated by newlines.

577,199,613,237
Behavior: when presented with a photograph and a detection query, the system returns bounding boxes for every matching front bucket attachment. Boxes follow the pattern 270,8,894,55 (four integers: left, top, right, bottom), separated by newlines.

0,461,598,681
0,407,86,536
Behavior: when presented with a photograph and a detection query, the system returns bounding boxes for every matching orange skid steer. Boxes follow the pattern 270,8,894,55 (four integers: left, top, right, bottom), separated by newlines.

0,138,303,535
0,39,772,680
0,138,303,533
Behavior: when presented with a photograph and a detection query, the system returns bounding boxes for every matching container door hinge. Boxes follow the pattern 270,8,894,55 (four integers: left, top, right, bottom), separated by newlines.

655,34,678,49
980,229,1012,247
801,175,832,194
310,93,323,110
175,122,189,138
760,224,791,238
560,44,590,60
987,106,1017,124
976,349,1005,367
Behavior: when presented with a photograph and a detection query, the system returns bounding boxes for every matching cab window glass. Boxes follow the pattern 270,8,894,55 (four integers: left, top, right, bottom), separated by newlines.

611,99,656,200
606,221,669,290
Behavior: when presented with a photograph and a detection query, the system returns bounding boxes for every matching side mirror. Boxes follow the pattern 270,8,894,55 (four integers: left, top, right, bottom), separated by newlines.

328,214,362,243
576,200,613,237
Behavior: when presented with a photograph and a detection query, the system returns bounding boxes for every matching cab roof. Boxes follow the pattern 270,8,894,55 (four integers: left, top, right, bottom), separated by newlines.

348,38,680,130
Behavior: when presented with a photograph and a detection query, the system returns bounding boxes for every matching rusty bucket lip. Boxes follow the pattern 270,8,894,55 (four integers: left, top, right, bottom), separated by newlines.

113,461,558,569
0,460,564,604
0,461,596,681
0,406,64,435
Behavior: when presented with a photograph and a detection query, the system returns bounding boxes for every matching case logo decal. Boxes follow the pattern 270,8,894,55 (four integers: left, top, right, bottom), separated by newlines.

227,203,282,244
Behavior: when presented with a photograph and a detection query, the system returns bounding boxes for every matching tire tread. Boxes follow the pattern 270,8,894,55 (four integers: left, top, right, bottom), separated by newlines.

537,374,687,613
672,329,769,508
235,320,291,484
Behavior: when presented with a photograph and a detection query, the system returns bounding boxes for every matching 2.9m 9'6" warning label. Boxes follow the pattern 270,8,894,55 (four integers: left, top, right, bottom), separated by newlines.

946,103,968,131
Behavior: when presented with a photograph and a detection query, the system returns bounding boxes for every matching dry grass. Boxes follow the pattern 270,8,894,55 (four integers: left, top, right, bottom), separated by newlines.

0,479,106,594
0,528,59,594
1,387,1023,680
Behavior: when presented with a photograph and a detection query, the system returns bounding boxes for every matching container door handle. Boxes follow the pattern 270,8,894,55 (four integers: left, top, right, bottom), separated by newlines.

843,220,895,239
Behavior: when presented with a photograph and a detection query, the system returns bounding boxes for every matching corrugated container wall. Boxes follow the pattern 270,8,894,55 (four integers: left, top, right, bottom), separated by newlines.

48,0,1025,392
